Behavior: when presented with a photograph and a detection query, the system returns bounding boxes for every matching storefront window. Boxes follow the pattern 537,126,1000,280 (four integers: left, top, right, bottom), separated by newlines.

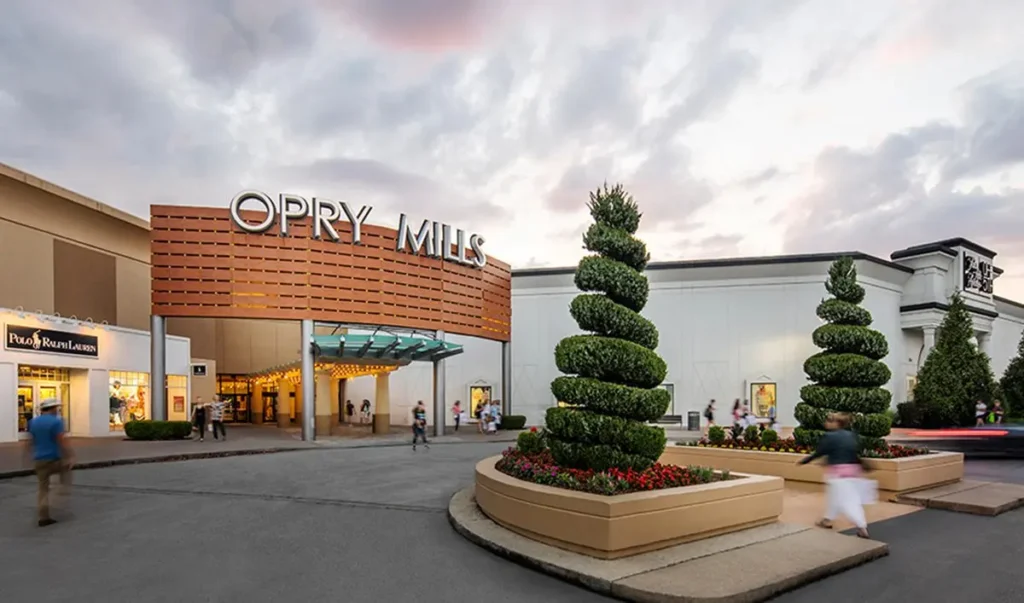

109,371,149,430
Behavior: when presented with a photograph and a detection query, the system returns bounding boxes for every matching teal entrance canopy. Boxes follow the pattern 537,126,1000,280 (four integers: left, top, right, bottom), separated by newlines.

312,333,463,362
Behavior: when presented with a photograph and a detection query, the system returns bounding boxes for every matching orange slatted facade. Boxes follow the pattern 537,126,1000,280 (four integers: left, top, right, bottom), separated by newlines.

150,206,511,342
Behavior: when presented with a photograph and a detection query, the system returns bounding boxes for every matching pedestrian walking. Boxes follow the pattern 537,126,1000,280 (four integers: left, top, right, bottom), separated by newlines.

452,400,462,431
360,399,371,424
346,399,355,424
191,396,207,441
703,399,716,433
412,400,429,450
993,399,1005,424
731,399,742,427
798,412,872,539
25,398,74,527
210,396,227,441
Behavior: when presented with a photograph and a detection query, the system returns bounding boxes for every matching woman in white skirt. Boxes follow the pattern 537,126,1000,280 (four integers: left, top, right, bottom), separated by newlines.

798,412,871,539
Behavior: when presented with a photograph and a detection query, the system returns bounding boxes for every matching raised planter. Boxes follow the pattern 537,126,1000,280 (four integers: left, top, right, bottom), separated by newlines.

474,455,784,559
660,445,964,500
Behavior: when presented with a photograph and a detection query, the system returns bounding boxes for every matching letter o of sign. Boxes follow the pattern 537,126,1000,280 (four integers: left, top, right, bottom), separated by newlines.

229,190,276,233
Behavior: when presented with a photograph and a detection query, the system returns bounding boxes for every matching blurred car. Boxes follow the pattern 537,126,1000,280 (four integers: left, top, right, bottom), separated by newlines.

889,425,1024,458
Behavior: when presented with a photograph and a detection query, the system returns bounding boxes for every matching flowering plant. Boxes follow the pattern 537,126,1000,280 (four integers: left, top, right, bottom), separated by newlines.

686,437,930,459
495,448,728,496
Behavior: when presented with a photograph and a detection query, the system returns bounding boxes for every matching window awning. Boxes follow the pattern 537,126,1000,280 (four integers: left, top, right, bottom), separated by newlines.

312,333,463,362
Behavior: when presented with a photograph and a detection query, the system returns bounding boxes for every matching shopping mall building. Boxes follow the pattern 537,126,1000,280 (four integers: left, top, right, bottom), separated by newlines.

2,161,1023,443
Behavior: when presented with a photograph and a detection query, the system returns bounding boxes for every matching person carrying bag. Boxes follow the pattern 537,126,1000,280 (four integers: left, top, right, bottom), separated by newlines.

798,412,874,539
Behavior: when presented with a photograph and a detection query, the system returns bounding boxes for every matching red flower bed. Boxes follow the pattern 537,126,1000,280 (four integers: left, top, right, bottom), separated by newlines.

689,437,929,459
494,448,727,496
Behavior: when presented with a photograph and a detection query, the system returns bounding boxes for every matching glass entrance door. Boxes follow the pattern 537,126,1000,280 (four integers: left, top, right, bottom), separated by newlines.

17,383,66,436
17,385,34,434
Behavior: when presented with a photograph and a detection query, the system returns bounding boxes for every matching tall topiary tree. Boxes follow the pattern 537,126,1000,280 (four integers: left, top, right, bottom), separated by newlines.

794,257,892,449
915,294,999,427
1000,331,1024,417
546,184,670,472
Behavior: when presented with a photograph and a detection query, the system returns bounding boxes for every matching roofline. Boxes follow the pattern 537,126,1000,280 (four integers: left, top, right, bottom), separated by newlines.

900,301,999,319
0,162,150,231
891,238,997,261
513,251,915,278
995,295,1024,313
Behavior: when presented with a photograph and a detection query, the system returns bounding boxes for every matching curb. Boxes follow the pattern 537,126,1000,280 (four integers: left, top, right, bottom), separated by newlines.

0,447,310,480
0,437,520,480
448,487,889,603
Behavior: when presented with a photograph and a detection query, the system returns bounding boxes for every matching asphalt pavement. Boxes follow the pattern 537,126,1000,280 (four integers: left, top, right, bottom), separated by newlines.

4,445,1024,602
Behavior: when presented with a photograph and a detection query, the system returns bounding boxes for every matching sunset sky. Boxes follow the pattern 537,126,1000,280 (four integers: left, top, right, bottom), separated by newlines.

3,0,1023,298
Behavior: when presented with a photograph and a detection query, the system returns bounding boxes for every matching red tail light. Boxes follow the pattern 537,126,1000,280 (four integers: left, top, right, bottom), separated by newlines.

908,429,1008,437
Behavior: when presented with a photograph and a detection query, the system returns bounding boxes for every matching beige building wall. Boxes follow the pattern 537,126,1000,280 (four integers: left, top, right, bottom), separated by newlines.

2,163,314,377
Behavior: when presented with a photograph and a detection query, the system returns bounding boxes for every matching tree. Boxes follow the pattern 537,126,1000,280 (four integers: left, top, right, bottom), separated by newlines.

546,184,670,471
914,294,999,427
794,257,892,449
1001,331,1024,417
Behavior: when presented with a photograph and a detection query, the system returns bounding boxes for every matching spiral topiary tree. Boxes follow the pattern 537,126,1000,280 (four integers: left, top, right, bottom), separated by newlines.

546,184,670,472
794,256,892,449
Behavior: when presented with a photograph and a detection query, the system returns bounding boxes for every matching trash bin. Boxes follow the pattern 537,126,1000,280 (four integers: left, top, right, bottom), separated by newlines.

687,411,701,431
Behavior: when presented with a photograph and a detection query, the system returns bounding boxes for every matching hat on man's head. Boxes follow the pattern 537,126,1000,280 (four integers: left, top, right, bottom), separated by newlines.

39,398,61,410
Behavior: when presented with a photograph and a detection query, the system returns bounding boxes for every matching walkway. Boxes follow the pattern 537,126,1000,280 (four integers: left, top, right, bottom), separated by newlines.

0,424,519,478
3,443,1024,602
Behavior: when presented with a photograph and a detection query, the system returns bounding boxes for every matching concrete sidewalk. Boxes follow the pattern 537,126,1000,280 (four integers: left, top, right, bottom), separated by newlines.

0,424,521,479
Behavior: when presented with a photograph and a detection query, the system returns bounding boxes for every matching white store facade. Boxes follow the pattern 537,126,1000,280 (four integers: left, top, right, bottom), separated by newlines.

510,239,1024,428
0,307,192,443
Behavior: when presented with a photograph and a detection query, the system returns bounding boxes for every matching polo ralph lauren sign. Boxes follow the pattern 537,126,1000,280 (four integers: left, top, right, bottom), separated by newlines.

5,324,99,358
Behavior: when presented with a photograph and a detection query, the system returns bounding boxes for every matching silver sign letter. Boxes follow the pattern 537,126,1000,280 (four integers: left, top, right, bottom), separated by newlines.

279,194,310,237
396,214,436,256
229,190,276,233
311,197,342,241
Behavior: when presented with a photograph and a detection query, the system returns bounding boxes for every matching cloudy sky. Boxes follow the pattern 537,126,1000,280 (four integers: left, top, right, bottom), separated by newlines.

2,0,1023,298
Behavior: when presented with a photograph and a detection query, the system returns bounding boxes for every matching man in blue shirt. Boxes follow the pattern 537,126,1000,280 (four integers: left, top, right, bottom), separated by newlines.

24,398,74,527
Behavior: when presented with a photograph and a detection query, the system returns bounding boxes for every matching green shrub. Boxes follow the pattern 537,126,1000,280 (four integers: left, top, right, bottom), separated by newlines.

915,294,999,427
1001,331,1024,417
516,429,545,454
124,420,193,441
730,424,744,441
761,429,779,446
501,415,527,430
797,257,892,443
743,424,760,444
551,376,668,422
570,294,659,349
707,425,726,444
895,402,920,427
546,184,670,471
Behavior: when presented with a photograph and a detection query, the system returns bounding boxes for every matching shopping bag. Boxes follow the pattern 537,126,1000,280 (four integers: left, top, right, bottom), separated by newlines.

858,478,878,505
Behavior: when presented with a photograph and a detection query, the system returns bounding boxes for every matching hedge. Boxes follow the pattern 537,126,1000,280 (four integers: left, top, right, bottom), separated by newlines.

551,376,669,422
574,255,649,313
799,384,891,414
545,184,670,471
797,257,893,446
124,420,193,441
811,324,888,359
500,415,527,430
803,353,891,387
545,407,667,460
570,294,659,349
582,222,649,272
555,334,667,389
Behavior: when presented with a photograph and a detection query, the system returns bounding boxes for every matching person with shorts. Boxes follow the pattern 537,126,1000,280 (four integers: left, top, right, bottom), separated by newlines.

360,399,372,424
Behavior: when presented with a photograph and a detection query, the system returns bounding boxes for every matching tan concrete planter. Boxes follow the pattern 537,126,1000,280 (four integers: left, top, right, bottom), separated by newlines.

660,445,964,500
474,456,784,559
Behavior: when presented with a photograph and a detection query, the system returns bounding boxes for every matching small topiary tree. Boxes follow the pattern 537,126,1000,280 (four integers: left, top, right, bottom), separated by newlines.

546,184,670,472
794,257,892,449
1000,331,1024,418
915,294,999,426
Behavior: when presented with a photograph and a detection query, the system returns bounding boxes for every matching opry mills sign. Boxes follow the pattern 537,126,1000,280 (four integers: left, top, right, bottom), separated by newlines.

228,190,487,269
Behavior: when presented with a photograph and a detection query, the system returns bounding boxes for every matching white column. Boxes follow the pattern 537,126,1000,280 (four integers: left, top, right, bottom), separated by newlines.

300,319,315,441
922,326,936,362
977,332,992,356
0,362,17,443
433,330,446,438
89,369,111,437
150,315,167,421
501,340,512,415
